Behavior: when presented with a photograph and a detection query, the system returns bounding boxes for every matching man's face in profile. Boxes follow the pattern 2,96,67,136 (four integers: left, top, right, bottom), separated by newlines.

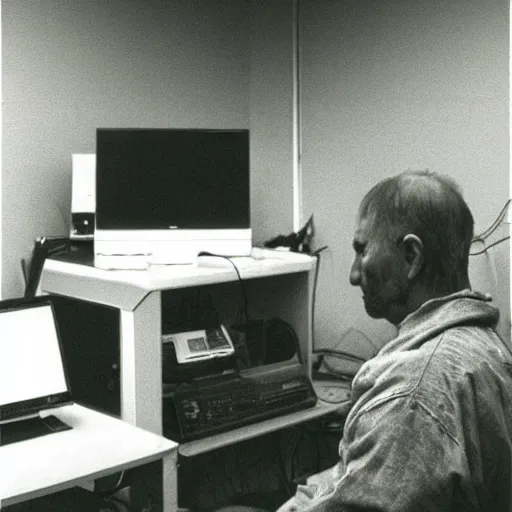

349,214,409,325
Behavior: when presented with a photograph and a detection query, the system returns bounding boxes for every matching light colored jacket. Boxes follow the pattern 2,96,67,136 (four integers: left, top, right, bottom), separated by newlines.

278,290,512,512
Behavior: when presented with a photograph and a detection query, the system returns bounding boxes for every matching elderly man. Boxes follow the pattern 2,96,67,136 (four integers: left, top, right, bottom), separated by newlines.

276,170,512,511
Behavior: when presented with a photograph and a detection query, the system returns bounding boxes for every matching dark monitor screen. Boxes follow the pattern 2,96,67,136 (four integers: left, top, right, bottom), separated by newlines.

96,128,250,230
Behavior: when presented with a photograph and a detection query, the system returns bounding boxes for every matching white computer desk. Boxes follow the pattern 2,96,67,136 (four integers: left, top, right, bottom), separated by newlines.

0,404,178,510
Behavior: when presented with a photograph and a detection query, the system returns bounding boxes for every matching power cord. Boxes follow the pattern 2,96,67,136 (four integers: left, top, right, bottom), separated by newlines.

197,251,249,326
310,246,328,354
94,471,128,498
472,199,510,242
470,199,511,256
470,236,510,256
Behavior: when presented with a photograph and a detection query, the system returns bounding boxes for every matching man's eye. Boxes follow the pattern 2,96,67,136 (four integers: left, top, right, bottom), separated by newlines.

353,243,366,255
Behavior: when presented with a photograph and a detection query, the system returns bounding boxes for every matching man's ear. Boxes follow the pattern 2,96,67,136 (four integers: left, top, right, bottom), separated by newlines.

402,234,424,280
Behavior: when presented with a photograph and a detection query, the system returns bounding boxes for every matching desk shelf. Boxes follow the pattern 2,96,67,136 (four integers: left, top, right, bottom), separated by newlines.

42,250,320,431
42,251,313,311
178,399,344,457
40,250,343,507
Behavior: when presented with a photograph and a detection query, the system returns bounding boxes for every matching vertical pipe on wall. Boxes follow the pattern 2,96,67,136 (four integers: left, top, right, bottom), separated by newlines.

292,0,302,232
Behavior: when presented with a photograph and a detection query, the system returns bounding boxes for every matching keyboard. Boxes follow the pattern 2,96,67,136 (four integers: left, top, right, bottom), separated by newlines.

0,415,72,446
163,366,317,442
0,403,42,423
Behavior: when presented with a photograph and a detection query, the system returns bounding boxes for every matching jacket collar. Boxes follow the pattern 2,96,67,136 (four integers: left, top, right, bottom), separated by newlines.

380,289,500,356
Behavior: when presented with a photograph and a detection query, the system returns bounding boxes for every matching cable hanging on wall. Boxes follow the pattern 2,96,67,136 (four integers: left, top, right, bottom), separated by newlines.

470,199,511,256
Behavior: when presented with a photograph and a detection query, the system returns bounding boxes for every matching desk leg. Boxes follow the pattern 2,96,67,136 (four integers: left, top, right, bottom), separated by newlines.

163,452,178,512
120,292,162,434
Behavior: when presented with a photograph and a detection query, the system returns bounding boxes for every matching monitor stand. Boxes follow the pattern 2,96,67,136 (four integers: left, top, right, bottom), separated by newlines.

0,414,72,446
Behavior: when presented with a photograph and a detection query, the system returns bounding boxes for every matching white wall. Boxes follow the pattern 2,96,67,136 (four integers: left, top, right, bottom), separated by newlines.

249,0,295,246
2,0,251,297
2,0,509,354
1,0,298,298
300,0,510,351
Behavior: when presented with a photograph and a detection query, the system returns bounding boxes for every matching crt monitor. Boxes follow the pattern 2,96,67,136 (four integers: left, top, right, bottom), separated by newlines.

0,300,72,424
94,128,252,269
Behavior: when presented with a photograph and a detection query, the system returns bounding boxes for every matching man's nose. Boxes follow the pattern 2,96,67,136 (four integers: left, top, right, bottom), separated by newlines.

349,258,361,286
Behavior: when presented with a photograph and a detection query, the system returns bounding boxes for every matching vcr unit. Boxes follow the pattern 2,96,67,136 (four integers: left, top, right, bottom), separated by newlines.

163,363,317,442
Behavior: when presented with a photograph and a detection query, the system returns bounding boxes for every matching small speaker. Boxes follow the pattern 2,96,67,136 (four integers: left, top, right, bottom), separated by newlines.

229,318,300,368
71,154,95,241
